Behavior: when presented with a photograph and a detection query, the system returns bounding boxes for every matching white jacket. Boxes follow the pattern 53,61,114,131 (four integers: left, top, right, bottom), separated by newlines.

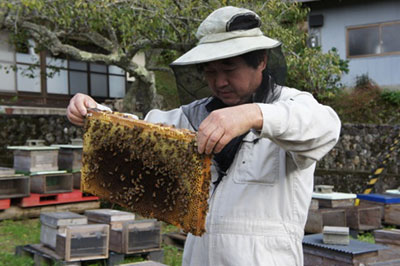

141,86,340,266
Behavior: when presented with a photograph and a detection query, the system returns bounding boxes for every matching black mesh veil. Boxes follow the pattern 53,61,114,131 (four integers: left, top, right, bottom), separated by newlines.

170,45,287,105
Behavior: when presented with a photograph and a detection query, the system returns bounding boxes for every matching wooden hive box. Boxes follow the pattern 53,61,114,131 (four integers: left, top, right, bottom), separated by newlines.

303,233,387,266
345,206,382,231
8,144,59,173
40,211,88,250
0,174,30,199
305,208,347,234
55,224,109,261
374,229,400,247
85,209,135,229
358,193,400,226
312,191,357,208
109,219,161,254
30,171,73,194
81,109,212,236
52,144,83,172
72,171,81,189
0,167,15,176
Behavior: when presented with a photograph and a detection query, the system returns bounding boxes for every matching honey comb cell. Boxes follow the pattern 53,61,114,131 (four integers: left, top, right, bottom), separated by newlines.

82,109,212,236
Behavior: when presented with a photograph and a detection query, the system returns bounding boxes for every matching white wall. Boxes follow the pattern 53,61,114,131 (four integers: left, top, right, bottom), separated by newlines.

310,0,400,88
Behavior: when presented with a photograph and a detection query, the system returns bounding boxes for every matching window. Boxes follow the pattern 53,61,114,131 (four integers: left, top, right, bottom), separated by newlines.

347,21,400,58
0,32,127,107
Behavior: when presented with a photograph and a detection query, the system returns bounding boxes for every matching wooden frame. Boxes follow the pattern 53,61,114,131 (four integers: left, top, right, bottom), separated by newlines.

346,20,400,59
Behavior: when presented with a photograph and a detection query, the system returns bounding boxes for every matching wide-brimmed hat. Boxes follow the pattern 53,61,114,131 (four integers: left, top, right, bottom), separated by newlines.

172,6,281,65
170,6,287,104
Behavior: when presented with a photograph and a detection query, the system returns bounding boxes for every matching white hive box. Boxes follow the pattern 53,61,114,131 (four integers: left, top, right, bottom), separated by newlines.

85,209,135,229
40,211,88,249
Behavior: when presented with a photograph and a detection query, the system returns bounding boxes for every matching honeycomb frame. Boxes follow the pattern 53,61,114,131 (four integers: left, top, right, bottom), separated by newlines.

81,109,211,236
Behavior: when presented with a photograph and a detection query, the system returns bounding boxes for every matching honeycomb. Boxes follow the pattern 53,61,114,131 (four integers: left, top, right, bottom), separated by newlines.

81,109,212,236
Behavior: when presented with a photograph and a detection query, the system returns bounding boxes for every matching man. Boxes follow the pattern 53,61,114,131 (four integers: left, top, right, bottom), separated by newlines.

67,6,341,266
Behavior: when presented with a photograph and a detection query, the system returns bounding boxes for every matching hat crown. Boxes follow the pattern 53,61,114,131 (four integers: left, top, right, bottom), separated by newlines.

196,6,261,40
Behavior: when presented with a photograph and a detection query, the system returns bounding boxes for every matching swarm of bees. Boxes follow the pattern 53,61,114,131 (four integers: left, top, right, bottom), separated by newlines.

81,109,212,236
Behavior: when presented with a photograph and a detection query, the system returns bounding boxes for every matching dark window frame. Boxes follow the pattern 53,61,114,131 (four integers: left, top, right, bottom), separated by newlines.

0,48,127,107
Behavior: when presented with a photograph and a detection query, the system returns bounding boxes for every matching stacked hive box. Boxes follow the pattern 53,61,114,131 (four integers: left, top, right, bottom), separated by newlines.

306,185,382,233
52,138,84,189
8,140,74,194
40,211,110,262
85,209,162,256
0,167,30,200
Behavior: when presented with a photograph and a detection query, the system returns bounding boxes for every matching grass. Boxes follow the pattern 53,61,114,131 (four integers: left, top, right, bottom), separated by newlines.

0,218,182,266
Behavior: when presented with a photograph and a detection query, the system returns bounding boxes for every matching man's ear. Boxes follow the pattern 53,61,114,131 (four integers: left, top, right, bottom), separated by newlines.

259,54,268,71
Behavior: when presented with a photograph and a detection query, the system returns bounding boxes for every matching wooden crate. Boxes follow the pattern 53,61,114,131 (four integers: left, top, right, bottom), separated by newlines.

309,199,319,210
0,167,15,176
305,209,347,234
358,194,400,226
8,146,59,173
374,229,400,247
55,145,83,172
312,192,356,208
110,219,161,254
345,206,382,231
40,211,88,250
0,174,30,199
72,171,81,189
85,209,135,230
55,224,109,262
30,172,73,194
303,234,387,266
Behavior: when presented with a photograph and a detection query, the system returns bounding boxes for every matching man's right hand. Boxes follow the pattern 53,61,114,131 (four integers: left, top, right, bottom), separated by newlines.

67,93,98,126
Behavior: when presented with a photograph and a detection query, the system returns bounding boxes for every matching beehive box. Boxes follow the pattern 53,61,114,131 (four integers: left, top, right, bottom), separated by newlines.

30,171,73,194
345,206,382,231
53,144,83,172
305,209,347,234
55,224,109,261
110,219,161,254
7,145,59,173
0,174,30,199
81,109,212,236
40,212,88,249
72,171,81,189
358,193,400,226
85,209,135,229
374,229,400,247
312,191,357,208
0,167,15,176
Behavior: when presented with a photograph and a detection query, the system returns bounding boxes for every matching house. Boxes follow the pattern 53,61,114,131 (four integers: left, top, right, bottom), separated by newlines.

0,31,145,115
300,0,400,89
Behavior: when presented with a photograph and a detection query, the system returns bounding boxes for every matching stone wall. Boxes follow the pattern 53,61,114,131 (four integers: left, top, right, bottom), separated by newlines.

0,116,399,194
316,124,400,193
0,114,82,167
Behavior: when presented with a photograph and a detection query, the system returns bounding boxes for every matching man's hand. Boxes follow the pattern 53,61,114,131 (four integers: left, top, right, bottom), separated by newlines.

197,103,263,154
67,93,98,126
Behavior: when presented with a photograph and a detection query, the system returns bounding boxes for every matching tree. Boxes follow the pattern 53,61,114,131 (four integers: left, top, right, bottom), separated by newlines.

0,0,347,113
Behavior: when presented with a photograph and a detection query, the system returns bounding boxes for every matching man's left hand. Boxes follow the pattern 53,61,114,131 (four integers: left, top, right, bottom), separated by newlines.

197,103,263,154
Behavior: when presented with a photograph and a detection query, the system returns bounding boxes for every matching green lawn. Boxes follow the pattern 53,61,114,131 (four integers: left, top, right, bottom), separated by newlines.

0,219,182,266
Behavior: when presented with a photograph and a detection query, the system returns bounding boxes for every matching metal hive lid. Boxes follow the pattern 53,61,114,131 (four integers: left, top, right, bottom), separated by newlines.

303,234,387,255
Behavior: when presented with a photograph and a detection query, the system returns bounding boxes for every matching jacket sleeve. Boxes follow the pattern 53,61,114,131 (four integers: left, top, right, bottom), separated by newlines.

144,108,193,130
256,87,341,169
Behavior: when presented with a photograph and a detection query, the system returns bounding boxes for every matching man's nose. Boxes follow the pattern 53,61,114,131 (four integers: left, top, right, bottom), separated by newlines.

214,73,229,88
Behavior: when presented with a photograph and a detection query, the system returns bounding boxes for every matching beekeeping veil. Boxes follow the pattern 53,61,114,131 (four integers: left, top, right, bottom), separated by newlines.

170,6,287,105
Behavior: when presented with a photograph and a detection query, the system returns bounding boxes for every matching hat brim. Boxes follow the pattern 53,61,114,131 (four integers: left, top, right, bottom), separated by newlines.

171,35,280,66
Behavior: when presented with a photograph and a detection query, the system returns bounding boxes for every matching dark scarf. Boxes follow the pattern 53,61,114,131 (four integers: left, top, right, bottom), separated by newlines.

205,97,248,185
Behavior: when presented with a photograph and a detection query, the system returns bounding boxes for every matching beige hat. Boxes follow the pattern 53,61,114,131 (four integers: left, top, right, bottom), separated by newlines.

171,6,281,66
